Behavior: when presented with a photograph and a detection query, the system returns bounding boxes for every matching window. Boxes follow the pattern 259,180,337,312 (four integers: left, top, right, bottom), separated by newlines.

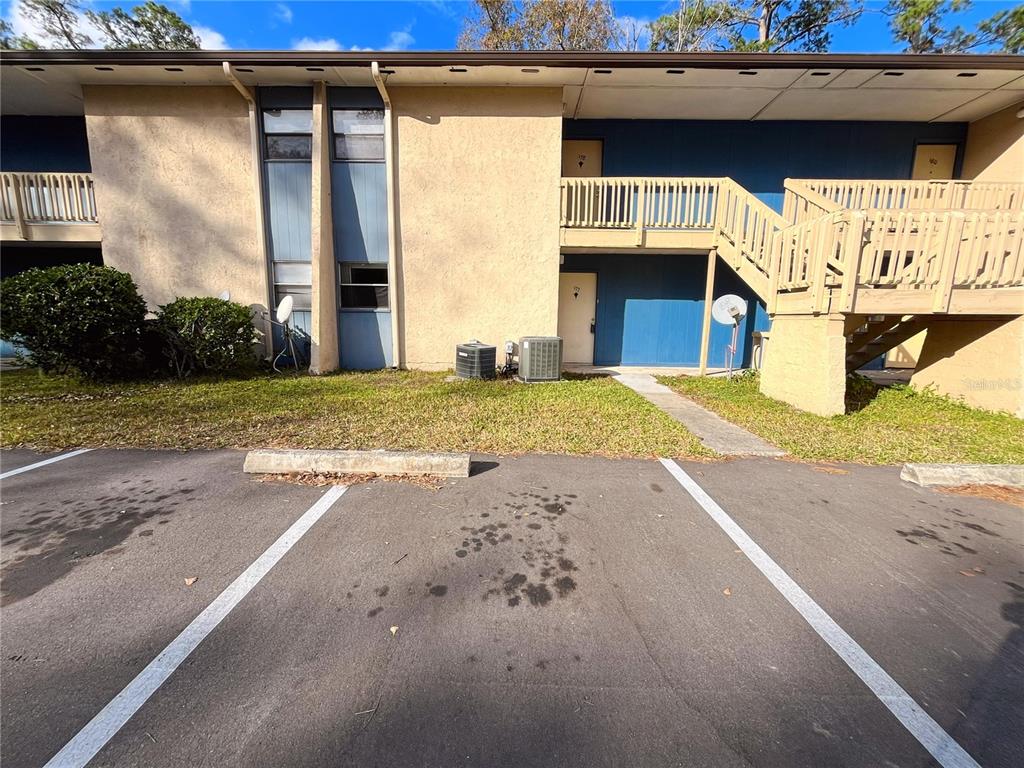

266,135,311,160
274,285,311,312
333,109,384,161
264,109,312,160
339,263,388,309
264,109,312,133
334,134,384,161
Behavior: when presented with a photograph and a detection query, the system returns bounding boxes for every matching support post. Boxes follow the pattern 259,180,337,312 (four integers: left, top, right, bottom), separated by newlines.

698,248,718,375
11,174,28,240
309,80,339,374
635,179,646,246
932,212,965,313
839,212,866,313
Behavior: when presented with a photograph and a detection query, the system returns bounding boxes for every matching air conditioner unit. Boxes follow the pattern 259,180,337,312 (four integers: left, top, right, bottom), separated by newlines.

455,341,496,380
518,336,562,382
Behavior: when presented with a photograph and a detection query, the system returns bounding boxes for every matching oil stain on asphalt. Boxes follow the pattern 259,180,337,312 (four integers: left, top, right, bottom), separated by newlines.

456,488,582,609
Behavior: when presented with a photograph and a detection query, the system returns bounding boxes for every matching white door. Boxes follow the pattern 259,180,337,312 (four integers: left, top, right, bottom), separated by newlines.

558,272,597,364
562,140,603,177
912,144,957,180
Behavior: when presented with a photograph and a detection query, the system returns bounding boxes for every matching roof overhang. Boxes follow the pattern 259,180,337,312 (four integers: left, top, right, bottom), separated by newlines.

2,50,1023,122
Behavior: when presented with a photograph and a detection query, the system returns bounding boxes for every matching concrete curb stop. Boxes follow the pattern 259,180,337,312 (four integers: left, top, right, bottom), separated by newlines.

243,449,472,478
900,463,1024,488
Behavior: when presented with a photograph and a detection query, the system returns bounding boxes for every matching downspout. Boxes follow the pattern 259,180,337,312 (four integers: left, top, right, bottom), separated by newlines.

223,61,273,357
372,61,401,369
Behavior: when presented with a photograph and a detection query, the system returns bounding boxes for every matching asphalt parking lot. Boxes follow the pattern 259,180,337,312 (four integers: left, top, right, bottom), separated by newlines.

1,448,1021,768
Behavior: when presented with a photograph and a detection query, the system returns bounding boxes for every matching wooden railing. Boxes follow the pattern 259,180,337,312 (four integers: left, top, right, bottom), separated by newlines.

770,207,1024,313
560,176,1023,315
0,172,99,238
716,179,787,281
560,177,722,234
786,178,1024,217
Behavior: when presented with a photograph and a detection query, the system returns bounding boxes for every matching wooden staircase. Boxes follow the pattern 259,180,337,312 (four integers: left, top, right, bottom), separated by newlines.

845,315,930,372
559,176,1024,318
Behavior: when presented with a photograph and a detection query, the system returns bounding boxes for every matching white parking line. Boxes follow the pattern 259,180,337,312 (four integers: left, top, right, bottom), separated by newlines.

659,458,981,768
42,484,348,768
0,449,92,480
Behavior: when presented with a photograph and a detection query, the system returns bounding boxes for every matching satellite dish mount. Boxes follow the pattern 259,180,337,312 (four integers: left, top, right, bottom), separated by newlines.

711,294,749,378
270,295,303,373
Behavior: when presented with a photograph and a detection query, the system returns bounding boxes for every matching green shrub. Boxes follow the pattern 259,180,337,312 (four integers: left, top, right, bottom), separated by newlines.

154,296,261,377
0,264,147,380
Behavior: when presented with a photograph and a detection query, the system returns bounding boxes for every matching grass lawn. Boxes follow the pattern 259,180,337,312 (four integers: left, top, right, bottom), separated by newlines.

659,373,1024,465
0,369,710,458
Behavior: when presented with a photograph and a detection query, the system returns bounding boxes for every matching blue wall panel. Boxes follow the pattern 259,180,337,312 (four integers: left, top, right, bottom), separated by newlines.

561,254,766,367
340,311,393,369
709,262,771,368
331,162,388,263
563,120,967,211
266,163,312,262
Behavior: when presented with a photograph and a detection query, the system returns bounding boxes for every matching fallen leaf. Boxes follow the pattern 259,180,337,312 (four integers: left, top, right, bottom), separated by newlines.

723,587,732,596
390,626,398,636
957,570,975,578
184,577,198,586
814,466,849,475
733,549,742,554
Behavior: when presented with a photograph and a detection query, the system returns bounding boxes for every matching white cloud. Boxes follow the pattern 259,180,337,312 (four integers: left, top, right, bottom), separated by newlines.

194,25,230,50
292,37,342,51
293,27,414,53
274,3,293,24
384,28,415,51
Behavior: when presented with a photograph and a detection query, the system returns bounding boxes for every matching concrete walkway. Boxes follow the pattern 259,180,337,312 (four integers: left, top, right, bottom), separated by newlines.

614,373,785,457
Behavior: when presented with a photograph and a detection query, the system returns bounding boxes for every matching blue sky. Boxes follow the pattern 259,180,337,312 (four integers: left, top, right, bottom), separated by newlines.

2,0,1020,52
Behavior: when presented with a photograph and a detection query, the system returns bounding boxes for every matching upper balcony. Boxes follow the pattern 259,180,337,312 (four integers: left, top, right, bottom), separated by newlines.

559,176,1024,317
1,172,101,244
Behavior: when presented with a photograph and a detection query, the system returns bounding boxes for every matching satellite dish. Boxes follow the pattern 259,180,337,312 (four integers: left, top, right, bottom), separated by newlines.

217,290,230,301
275,295,294,324
711,294,748,326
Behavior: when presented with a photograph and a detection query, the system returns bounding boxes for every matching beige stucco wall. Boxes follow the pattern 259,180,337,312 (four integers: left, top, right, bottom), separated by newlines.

885,329,926,368
84,86,266,311
392,87,562,369
760,314,848,416
961,101,1024,181
310,82,339,373
911,316,1024,417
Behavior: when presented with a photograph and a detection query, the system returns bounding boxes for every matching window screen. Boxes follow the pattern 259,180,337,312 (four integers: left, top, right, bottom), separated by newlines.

339,263,389,309
264,109,313,160
334,134,384,161
266,135,312,160
332,109,384,162
274,285,312,312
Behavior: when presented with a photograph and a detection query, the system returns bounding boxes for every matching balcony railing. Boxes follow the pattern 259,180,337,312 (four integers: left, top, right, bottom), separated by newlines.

560,177,722,232
560,175,1024,316
783,178,1024,225
0,172,100,242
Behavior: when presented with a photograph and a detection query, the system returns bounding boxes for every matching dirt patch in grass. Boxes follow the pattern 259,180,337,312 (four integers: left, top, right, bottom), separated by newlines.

1,369,710,459
657,372,1024,465
939,484,1024,509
